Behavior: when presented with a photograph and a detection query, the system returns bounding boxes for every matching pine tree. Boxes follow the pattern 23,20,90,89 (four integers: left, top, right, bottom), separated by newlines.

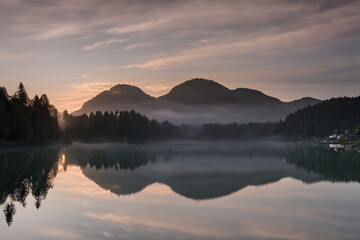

14,82,29,105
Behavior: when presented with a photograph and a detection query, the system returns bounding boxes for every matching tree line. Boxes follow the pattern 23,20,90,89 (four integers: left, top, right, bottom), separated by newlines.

0,83,60,142
1,83,359,143
62,109,179,142
199,96,360,140
281,96,360,138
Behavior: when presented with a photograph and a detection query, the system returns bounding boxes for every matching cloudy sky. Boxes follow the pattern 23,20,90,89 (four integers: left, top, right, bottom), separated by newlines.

0,0,359,111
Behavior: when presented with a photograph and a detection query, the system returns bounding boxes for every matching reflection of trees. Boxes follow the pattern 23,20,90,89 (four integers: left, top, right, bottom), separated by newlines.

65,143,360,200
284,144,360,182
1,143,360,225
3,203,16,227
0,147,59,226
65,145,157,170
65,143,360,184
64,143,289,171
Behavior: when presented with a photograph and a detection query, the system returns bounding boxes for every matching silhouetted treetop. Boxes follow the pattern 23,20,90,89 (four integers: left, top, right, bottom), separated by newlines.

0,83,60,142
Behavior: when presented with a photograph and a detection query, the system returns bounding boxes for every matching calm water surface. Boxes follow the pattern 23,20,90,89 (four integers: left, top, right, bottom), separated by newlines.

1,142,360,240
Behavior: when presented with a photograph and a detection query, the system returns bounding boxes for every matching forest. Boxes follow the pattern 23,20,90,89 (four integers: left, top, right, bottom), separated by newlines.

0,83,60,143
1,83,359,143
62,96,360,141
200,96,360,140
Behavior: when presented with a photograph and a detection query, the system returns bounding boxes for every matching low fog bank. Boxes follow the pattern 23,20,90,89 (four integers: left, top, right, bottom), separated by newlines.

74,103,296,125
145,105,290,124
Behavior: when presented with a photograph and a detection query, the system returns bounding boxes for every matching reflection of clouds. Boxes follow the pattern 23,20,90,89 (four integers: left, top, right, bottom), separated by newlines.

84,211,235,239
7,161,359,240
81,179,360,240
55,166,113,198
36,227,81,239
142,183,173,195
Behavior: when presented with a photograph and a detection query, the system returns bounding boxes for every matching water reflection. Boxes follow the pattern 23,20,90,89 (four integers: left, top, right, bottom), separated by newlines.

0,147,60,226
62,142,360,200
1,142,360,227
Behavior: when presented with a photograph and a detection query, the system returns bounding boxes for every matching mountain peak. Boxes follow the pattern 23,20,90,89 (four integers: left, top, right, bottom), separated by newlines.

108,84,145,94
179,78,228,87
159,78,281,105
287,97,321,109
74,83,154,114
73,79,322,123
175,78,229,91
159,78,230,104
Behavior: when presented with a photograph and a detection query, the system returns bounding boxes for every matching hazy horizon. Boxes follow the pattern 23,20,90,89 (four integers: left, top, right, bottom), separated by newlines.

1,0,359,112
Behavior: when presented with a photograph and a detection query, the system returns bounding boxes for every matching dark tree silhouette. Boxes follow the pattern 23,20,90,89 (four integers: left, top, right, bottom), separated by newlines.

0,147,59,226
63,110,179,141
198,96,360,140
0,83,60,142
14,82,29,106
1,83,359,142
3,203,16,227
281,96,360,138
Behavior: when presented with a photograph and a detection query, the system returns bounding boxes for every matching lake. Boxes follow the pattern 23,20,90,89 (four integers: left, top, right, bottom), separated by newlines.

1,142,360,240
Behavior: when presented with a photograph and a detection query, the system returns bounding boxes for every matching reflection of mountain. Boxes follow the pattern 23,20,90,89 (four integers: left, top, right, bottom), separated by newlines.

73,78,321,124
64,143,360,200
1,142,360,226
83,167,322,200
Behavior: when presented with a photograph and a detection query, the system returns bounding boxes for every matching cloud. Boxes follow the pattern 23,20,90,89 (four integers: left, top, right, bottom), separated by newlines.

108,19,171,35
0,0,359,104
83,39,126,50
124,43,146,50
123,9,360,69
0,51,26,60
79,35,92,40
144,84,170,94
71,73,90,79
28,24,81,40
52,80,118,112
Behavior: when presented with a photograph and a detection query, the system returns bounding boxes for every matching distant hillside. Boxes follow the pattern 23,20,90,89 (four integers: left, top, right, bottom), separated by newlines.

73,78,321,124
199,96,360,139
159,78,282,105
287,97,322,110
282,96,360,137
75,84,154,114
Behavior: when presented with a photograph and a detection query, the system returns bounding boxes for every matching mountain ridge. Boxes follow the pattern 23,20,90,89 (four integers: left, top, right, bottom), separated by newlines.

80,84,154,113
73,78,321,124
159,78,283,105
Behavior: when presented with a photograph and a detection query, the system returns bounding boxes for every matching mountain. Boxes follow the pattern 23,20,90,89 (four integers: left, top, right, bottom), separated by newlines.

73,78,321,124
76,84,154,114
159,78,282,105
159,78,231,105
287,97,322,109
